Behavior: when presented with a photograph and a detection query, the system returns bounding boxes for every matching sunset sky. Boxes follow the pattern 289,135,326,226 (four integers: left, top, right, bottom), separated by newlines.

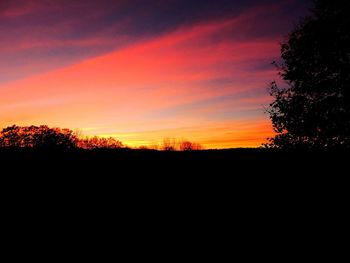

0,0,309,148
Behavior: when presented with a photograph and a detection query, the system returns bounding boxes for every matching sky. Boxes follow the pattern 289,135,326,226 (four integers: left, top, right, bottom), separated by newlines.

0,0,310,148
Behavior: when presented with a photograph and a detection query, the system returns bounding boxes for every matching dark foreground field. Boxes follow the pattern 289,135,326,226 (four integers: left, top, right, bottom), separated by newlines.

1,147,347,175
2,147,347,201
1,147,347,231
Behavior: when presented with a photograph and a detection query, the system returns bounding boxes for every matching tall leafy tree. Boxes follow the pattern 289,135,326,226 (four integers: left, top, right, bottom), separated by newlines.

268,0,350,149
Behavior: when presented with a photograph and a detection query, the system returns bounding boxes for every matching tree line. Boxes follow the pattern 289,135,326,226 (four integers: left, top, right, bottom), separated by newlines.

0,125,202,151
0,125,123,150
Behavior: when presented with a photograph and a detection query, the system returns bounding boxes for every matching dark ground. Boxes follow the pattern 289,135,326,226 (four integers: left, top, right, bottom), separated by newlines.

2,147,347,203
1,147,347,215
1,147,347,174
1,147,346,237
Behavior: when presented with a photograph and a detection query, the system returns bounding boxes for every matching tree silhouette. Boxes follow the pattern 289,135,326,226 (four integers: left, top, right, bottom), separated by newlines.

267,0,350,149
0,125,77,149
0,125,126,149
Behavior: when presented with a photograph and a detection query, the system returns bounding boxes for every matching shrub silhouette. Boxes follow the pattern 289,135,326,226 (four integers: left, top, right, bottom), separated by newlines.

0,125,77,149
179,140,202,151
77,136,123,149
267,0,350,149
162,138,177,151
161,138,203,151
